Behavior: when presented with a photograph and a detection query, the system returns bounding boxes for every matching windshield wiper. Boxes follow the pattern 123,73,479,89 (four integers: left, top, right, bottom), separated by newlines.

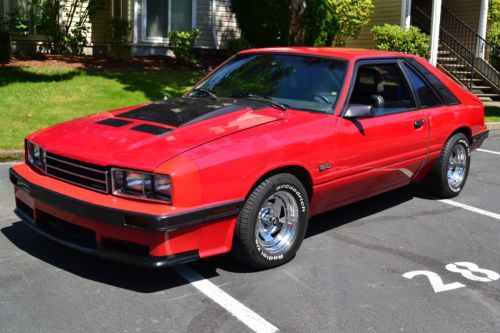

192,88,218,100
231,93,288,111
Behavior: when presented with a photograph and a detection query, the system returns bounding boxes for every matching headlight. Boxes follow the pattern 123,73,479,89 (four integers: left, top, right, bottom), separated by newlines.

26,140,46,171
111,168,172,203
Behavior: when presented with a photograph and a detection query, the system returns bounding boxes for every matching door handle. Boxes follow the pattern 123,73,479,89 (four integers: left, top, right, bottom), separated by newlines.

414,120,426,129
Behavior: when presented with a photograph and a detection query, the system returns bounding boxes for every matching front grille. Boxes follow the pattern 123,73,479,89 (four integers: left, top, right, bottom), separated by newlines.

45,152,109,193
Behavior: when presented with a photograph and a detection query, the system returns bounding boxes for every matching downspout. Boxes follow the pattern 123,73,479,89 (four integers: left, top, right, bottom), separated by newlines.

401,0,412,30
212,0,219,49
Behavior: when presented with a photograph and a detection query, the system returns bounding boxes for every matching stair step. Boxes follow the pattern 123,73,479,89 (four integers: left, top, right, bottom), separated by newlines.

476,93,500,97
438,50,450,55
461,78,483,82
444,64,466,68
438,57,458,62
472,85,492,89
451,71,472,74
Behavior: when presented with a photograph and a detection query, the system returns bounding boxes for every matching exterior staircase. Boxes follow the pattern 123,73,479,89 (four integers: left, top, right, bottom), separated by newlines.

437,46,500,101
413,6,500,102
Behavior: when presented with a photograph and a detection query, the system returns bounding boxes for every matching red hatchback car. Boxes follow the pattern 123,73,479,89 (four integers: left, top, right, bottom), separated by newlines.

10,48,488,269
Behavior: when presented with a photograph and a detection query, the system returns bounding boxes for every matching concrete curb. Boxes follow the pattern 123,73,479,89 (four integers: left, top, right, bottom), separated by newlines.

0,150,24,163
486,122,500,130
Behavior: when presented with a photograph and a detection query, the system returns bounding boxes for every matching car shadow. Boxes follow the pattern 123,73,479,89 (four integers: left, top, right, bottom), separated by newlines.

1,222,199,293
1,184,434,293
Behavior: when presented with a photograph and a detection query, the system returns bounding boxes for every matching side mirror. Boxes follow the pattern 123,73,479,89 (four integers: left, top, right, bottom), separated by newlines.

344,104,374,120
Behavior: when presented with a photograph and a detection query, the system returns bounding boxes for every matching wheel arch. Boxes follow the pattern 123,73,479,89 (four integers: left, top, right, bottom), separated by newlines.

247,165,314,202
449,126,472,143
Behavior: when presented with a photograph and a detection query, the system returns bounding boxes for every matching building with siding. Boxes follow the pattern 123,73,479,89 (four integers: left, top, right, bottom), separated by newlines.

1,0,240,55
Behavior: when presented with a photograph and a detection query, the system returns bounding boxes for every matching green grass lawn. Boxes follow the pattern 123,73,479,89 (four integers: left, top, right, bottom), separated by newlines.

0,66,202,150
484,103,500,122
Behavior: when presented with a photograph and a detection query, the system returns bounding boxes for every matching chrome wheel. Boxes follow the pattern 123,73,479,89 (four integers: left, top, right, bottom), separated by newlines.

447,144,467,190
256,190,299,254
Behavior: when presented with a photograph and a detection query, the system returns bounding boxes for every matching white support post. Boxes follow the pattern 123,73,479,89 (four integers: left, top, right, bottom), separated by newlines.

401,0,412,30
429,0,442,66
477,0,489,59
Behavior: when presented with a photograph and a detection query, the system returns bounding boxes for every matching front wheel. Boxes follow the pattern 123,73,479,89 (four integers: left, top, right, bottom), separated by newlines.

426,132,471,198
232,173,309,269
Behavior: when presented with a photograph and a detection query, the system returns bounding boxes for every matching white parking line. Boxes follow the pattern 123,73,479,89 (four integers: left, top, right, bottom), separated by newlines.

174,265,279,333
439,199,500,221
477,149,500,156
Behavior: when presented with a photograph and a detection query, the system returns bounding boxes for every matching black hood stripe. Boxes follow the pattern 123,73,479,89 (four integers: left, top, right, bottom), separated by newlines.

117,97,265,127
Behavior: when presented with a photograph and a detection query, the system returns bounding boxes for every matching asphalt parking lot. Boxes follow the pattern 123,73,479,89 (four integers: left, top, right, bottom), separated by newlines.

1,131,500,333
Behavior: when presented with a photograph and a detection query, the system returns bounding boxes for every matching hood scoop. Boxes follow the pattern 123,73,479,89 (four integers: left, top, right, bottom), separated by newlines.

117,97,265,127
130,124,173,136
96,118,133,127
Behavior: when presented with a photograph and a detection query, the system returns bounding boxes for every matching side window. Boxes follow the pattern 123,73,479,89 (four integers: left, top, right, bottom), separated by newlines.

407,59,461,105
349,63,415,116
403,63,442,108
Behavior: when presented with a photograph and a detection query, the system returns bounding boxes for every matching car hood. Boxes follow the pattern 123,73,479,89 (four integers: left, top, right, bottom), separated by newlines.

28,97,284,170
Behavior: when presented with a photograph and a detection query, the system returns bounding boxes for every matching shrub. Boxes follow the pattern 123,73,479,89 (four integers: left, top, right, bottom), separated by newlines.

487,22,500,71
230,0,289,47
7,9,29,36
108,18,132,60
227,38,250,55
372,24,430,58
488,0,500,71
168,29,200,62
0,20,11,62
305,0,373,46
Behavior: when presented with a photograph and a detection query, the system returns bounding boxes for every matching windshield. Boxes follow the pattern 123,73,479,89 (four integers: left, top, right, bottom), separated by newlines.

190,53,348,113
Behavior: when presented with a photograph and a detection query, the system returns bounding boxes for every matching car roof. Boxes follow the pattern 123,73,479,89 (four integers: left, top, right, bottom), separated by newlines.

239,47,415,61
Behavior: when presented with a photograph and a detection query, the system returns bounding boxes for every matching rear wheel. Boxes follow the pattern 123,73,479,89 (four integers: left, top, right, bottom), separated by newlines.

426,133,471,198
232,173,309,269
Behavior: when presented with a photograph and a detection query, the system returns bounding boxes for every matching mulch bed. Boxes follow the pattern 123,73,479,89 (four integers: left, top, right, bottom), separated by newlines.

0,54,227,72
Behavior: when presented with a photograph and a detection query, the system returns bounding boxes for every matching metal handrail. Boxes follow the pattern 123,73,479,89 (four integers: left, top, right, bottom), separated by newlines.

441,7,500,69
413,6,500,90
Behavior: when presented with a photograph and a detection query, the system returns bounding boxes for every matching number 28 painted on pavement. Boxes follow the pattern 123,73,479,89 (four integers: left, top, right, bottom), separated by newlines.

403,262,499,293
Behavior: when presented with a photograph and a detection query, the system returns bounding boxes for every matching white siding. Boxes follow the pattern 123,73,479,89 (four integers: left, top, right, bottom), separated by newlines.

346,0,403,48
214,0,240,48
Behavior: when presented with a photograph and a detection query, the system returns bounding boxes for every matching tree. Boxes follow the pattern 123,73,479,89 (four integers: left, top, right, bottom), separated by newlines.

230,0,290,47
305,0,373,47
289,0,306,46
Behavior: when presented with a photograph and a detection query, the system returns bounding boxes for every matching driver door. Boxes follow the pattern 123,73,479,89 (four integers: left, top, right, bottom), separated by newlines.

320,59,429,210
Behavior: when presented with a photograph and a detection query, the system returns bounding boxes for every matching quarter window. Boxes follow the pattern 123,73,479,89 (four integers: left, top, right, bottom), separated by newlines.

349,63,415,116
403,63,442,108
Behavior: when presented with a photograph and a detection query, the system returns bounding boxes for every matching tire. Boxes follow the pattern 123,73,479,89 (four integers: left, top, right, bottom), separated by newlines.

232,173,310,269
426,132,471,198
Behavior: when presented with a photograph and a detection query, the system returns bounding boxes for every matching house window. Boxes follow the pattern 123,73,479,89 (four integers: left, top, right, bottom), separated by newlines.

142,0,196,42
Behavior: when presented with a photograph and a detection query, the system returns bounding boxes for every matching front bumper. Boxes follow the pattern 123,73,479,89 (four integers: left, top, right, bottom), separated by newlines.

14,206,199,268
9,166,242,268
